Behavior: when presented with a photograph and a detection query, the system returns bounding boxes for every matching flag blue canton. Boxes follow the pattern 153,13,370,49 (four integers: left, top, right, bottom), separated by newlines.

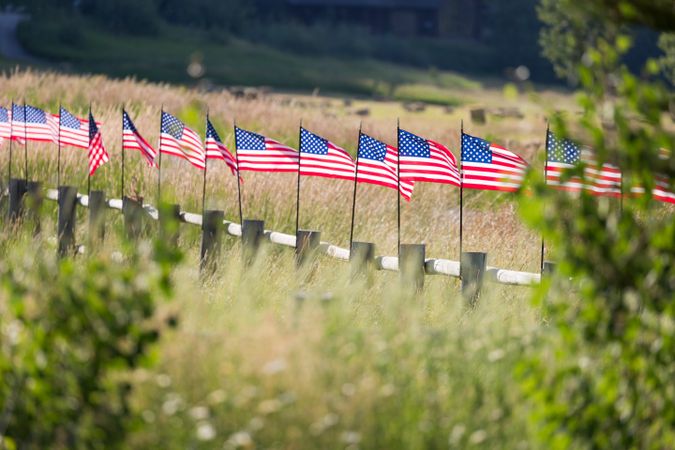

206,120,222,143
399,129,430,158
0,107,7,122
122,111,138,132
13,104,47,123
60,107,82,129
300,128,328,155
358,134,387,161
236,127,266,150
88,112,99,140
547,132,580,164
161,112,185,140
462,134,491,163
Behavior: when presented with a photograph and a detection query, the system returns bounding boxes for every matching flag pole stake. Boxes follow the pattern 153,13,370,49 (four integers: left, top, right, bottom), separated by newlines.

459,120,464,259
121,107,125,199
295,119,303,238
202,112,209,217
157,106,163,206
8,101,14,185
87,102,92,195
540,122,549,273
57,103,62,187
348,122,363,254
23,100,28,181
233,119,243,225
397,118,401,258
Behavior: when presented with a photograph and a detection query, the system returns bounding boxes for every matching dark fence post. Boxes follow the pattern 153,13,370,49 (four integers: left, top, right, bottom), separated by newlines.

242,219,265,266
200,209,224,276
8,178,27,222
25,180,42,234
57,186,78,257
122,196,144,240
399,244,426,292
542,261,556,278
350,241,375,279
296,230,321,268
159,203,181,247
461,252,487,307
88,190,106,244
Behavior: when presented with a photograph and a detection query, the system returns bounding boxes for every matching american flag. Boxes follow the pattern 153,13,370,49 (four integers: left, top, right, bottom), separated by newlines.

398,129,460,186
651,177,675,204
123,110,157,166
11,104,55,143
461,134,529,192
57,107,90,149
356,133,414,201
0,107,9,143
205,118,237,175
160,111,206,170
299,127,355,181
546,131,622,197
235,126,299,173
88,111,109,176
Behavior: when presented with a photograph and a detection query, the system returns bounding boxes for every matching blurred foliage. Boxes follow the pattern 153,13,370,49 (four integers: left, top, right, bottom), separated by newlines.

659,33,675,86
0,238,179,449
518,4,675,448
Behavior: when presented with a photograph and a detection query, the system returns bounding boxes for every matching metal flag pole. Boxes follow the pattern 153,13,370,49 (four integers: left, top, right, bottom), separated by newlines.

295,119,303,238
57,103,62,187
157,106,164,206
201,112,209,217
540,123,549,273
121,107,125,199
459,120,464,259
8,101,14,185
396,118,401,258
348,122,363,254
233,120,243,225
87,103,92,195
22,100,28,181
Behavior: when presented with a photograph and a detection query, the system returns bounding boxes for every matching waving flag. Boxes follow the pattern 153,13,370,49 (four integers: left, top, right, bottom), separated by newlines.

299,127,355,181
546,131,622,197
88,112,109,176
461,134,529,192
11,104,55,143
0,107,9,144
398,129,460,186
356,133,414,201
205,119,237,175
123,110,157,166
159,112,206,170
651,177,675,204
57,107,90,149
235,126,298,173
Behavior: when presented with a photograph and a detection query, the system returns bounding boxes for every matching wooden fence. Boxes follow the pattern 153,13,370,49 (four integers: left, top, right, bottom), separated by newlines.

3,178,555,303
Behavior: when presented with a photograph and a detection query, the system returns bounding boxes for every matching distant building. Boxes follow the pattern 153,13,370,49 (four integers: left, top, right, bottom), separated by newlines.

286,0,483,39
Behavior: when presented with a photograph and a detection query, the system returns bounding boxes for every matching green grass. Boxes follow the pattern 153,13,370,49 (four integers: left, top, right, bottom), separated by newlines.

17,17,481,102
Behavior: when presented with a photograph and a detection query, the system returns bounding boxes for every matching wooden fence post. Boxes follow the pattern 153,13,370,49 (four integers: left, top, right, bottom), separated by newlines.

88,190,106,244
350,241,375,279
122,196,144,240
159,203,181,247
57,186,78,257
241,219,265,266
296,230,321,268
200,209,224,276
399,244,426,292
542,261,556,278
7,178,27,222
25,180,42,234
461,251,487,307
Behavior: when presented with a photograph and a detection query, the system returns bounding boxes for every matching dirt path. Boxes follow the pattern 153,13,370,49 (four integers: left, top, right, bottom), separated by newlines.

0,12,39,62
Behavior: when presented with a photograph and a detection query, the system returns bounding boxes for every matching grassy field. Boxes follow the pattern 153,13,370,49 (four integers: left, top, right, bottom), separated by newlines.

0,70,578,448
